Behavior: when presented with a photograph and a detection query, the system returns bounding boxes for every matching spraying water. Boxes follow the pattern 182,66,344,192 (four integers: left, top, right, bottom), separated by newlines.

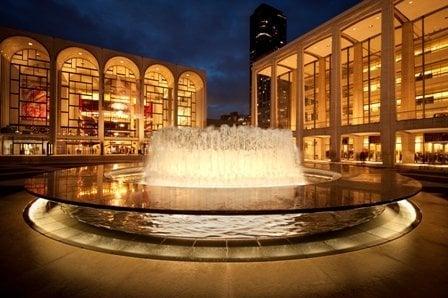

145,126,304,188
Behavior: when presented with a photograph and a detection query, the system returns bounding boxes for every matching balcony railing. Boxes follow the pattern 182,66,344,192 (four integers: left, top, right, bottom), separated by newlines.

397,108,448,120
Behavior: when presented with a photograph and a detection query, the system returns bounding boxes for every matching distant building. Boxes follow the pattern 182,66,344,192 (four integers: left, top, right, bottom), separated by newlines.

207,112,250,127
249,3,287,128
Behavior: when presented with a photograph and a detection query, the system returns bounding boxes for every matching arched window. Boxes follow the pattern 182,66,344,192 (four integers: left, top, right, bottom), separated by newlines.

104,65,138,138
144,71,170,135
60,57,99,136
177,77,196,127
9,49,50,133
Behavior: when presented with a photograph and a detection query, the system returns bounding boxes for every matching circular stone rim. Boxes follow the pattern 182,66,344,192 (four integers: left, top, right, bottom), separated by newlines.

23,198,422,262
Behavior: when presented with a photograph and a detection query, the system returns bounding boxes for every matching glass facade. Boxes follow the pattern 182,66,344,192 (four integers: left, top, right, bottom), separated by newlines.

0,36,205,156
9,49,50,134
104,65,138,139
396,132,448,165
341,134,382,163
58,57,100,155
275,54,297,132
303,56,330,129
397,7,448,120
177,77,196,127
341,46,354,125
144,71,170,136
60,58,99,137
362,35,381,124
303,136,330,161
277,71,292,129
253,1,447,167
3,48,50,156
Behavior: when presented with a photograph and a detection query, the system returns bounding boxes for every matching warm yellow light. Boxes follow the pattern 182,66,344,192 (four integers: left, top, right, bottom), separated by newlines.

146,127,306,187
28,42,33,46
111,102,127,111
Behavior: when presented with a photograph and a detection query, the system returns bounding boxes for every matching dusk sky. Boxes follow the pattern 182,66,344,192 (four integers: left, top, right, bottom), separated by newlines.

0,0,359,119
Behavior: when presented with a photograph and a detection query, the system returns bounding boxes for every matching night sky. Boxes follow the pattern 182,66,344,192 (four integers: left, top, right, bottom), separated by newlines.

0,0,359,119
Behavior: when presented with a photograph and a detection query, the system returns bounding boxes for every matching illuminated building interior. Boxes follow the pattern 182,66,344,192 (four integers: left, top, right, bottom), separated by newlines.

304,136,330,161
144,65,174,137
277,54,297,131
104,57,139,154
177,76,196,127
177,71,205,128
58,48,100,155
0,30,206,156
0,36,51,155
304,38,331,129
341,13,382,125
341,133,382,163
252,0,448,167
396,129,448,165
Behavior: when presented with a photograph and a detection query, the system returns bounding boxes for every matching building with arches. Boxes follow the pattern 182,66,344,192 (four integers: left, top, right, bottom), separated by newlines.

0,26,206,157
251,0,448,168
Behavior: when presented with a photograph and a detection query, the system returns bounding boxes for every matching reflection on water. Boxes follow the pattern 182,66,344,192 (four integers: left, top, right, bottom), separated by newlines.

24,163,421,213
61,203,385,239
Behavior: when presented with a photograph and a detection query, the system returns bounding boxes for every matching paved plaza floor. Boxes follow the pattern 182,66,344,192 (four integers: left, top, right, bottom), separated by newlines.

0,179,447,297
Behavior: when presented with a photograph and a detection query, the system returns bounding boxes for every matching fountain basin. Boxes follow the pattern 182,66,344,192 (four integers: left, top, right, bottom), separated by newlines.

25,163,421,215
23,163,421,240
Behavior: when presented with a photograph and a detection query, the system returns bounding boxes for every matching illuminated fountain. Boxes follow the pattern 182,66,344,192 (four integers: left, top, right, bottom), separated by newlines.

24,126,422,261
145,126,304,188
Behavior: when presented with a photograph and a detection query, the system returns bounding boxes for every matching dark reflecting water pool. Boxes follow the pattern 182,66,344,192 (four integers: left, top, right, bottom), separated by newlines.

25,163,421,214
